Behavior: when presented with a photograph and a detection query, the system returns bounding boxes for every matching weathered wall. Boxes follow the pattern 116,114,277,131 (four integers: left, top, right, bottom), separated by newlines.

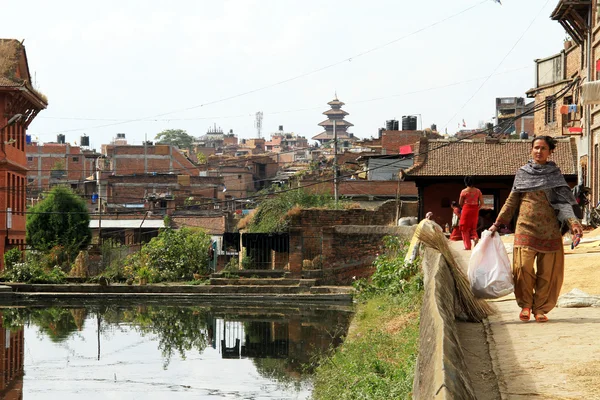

314,225,416,284
412,248,476,399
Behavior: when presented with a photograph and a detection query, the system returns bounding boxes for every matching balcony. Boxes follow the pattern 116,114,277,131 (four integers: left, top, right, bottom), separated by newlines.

551,1,592,45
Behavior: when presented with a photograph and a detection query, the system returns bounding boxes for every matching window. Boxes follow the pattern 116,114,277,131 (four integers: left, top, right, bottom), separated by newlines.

27,156,33,162
545,97,556,124
72,157,80,162
27,178,35,184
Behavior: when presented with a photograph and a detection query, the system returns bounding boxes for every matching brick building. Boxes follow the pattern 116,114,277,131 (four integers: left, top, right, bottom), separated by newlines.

104,173,225,214
380,129,441,155
525,42,581,138
0,39,47,265
101,140,199,176
496,97,535,135
523,1,600,208
26,141,100,199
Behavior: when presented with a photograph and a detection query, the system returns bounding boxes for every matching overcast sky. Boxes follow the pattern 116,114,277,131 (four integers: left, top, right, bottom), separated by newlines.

5,0,566,148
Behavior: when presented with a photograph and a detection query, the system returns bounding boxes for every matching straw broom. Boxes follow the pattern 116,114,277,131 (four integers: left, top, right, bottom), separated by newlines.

415,221,493,322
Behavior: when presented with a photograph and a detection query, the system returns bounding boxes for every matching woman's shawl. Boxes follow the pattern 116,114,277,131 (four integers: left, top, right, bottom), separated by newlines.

512,160,579,230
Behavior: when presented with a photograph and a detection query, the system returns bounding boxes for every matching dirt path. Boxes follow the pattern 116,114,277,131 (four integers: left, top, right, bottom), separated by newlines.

451,240,600,400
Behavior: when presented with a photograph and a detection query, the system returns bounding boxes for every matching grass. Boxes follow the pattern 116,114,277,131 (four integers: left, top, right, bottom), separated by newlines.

311,290,422,400
311,236,422,400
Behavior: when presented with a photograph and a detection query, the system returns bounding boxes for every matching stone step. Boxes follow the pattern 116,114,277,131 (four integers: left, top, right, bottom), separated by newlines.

211,270,290,279
309,286,355,295
209,278,317,287
5,283,341,295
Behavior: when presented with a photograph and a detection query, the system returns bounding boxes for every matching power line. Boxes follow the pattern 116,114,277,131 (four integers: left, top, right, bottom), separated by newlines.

33,64,531,126
443,0,553,130
32,1,487,137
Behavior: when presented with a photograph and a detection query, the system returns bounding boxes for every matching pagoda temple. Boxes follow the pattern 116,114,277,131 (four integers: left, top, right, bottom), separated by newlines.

312,96,354,146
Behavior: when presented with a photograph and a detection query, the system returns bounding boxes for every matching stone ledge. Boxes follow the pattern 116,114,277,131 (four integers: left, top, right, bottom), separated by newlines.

412,248,476,399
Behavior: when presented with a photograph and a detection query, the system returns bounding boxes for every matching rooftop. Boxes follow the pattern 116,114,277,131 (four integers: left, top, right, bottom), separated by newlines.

404,137,577,177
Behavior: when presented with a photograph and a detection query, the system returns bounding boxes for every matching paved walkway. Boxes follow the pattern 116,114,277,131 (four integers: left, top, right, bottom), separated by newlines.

450,240,600,400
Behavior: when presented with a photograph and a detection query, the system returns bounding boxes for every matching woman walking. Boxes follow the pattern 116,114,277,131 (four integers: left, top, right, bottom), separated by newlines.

489,136,583,323
459,176,483,250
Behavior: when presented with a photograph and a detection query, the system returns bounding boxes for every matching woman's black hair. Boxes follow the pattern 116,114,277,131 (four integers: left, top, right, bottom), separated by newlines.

464,176,474,187
451,200,458,207
531,135,556,151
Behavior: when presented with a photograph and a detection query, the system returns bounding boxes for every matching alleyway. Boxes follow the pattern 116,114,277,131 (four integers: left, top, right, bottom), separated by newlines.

451,237,600,399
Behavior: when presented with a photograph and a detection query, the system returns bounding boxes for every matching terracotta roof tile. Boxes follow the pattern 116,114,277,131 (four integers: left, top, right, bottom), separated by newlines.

318,119,354,127
312,131,351,140
405,138,577,177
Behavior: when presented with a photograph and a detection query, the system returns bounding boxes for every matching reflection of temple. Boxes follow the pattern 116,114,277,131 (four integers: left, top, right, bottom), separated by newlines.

0,314,24,399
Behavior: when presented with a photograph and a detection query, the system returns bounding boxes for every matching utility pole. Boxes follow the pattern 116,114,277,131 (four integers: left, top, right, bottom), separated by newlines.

333,119,339,206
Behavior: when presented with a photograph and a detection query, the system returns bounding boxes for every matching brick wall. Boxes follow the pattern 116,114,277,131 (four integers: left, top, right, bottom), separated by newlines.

107,174,223,206
102,144,199,175
26,143,97,190
381,130,424,154
287,201,418,280
533,46,581,138
317,226,416,284
304,180,418,198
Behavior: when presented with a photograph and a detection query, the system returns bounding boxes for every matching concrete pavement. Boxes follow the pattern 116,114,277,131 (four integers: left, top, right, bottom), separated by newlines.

451,239,600,400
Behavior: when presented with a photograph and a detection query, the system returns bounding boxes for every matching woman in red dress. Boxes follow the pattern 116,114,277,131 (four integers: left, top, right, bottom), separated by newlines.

449,201,462,241
459,176,483,250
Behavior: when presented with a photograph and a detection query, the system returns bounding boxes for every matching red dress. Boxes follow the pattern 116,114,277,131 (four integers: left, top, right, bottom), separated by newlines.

459,188,481,250
449,207,462,241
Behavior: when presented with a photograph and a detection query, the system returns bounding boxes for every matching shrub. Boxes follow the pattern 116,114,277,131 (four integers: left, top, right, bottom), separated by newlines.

3,248,22,270
2,262,66,284
353,236,423,300
127,227,211,282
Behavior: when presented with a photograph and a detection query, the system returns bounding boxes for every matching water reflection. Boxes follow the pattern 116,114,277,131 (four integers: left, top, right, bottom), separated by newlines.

0,303,352,399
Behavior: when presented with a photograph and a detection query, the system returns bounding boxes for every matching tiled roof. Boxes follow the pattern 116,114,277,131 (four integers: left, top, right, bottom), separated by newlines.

312,131,352,140
318,119,354,127
323,109,349,116
327,98,345,106
0,76,22,87
405,138,577,177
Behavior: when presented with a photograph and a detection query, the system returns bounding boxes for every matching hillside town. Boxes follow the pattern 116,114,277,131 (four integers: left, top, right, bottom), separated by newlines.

1,1,600,399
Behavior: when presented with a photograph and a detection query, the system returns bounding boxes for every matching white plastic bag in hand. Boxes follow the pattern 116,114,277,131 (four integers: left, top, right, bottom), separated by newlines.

468,230,514,299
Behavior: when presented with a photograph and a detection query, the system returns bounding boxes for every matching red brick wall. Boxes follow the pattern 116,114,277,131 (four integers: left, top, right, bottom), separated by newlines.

106,174,223,206
304,180,418,197
0,93,28,268
317,226,416,284
381,130,424,155
287,202,418,280
102,144,199,175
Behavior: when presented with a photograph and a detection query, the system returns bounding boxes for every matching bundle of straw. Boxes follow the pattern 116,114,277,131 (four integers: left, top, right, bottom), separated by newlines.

415,221,492,322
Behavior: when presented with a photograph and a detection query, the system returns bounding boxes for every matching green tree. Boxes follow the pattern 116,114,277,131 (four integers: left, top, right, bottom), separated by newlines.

155,129,194,149
26,186,91,259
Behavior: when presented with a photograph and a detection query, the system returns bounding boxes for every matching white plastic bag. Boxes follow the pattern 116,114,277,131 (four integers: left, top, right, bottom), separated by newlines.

468,230,514,299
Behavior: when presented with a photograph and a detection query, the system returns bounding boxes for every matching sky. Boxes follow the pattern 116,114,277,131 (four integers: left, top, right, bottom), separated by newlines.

3,0,567,148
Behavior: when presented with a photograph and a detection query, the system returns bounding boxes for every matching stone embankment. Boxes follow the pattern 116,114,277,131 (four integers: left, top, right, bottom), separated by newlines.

412,248,478,399
0,270,354,304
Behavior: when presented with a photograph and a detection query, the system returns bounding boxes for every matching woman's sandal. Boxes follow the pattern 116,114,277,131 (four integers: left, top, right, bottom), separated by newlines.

519,308,531,322
535,313,549,323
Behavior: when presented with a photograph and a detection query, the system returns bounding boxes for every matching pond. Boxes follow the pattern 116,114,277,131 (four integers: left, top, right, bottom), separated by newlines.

0,301,353,399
